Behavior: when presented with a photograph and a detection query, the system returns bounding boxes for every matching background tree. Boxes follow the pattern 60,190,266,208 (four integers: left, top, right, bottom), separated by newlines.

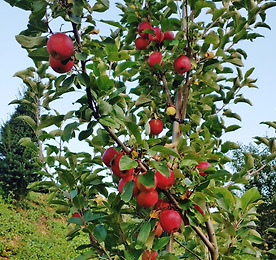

4,0,276,259
230,134,276,259
0,90,41,200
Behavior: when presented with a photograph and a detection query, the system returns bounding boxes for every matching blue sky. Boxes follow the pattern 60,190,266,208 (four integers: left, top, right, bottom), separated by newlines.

0,1,275,145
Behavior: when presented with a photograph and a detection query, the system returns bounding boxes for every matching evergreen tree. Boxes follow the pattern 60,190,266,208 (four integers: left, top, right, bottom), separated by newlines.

231,143,276,259
0,92,41,200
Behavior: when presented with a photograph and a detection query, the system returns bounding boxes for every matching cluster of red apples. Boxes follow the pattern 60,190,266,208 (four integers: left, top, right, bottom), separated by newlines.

135,21,191,76
102,147,182,233
47,33,75,73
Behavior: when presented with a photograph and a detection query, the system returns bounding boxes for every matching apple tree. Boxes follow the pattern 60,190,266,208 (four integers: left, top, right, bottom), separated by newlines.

4,0,276,259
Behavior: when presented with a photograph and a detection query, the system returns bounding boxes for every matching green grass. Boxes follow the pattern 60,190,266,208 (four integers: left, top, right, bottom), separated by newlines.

0,192,88,260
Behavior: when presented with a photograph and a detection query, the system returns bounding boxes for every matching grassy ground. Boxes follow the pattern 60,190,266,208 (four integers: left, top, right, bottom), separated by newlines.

0,192,88,260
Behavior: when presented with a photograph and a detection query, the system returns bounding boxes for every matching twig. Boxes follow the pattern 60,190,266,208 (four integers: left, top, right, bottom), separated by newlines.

160,72,173,105
173,238,203,260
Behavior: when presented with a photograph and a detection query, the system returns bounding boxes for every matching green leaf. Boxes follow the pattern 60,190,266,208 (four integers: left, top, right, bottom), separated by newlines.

223,109,241,121
16,115,37,130
62,122,80,142
39,115,64,129
228,58,244,67
119,155,138,170
241,188,261,210
221,141,240,153
245,68,255,78
234,97,253,106
107,51,130,61
212,8,226,21
74,250,95,260
137,222,151,248
267,248,276,256
59,171,75,189
138,170,156,188
67,216,83,225
265,153,276,163
225,125,241,132
99,116,119,128
244,153,254,170
153,237,171,251
267,228,276,234
151,145,180,158
19,137,38,152
233,30,247,43
121,180,134,203
213,187,235,210
125,121,142,144
261,121,276,130
15,35,47,49
114,61,136,77
77,72,90,87
28,47,49,61
79,128,93,141
150,161,170,177
100,20,125,29
93,224,107,242
135,94,152,107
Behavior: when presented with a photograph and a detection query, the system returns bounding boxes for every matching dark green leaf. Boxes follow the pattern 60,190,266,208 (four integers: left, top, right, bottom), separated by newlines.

125,121,142,144
153,237,171,251
121,180,134,202
93,224,107,242
138,170,156,187
62,122,80,142
225,125,241,132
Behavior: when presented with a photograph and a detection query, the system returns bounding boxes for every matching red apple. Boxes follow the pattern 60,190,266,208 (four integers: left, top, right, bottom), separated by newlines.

159,209,182,234
118,175,139,196
148,27,164,43
196,161,211,177
136,172,158,192
173,55,191,76
137,190,158,208
155,169,175,190
102,147,118,167
164,31,174,40
155,222,163,237
149,118,163,135
138,21,153,39
72,212,81,218
148,52,163,67
47,33,74,61
154,199,170,210
142,250,158,260
111,153,134,179
135,37,150,50
194,204,204,216
49,56,74,74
